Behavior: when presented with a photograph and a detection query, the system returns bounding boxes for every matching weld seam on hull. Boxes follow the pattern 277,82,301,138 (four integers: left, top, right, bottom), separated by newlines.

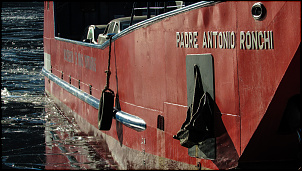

122,101,162,113
163,101,188,108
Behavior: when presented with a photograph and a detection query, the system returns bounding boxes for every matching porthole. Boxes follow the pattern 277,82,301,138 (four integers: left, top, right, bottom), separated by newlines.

251,2,266,20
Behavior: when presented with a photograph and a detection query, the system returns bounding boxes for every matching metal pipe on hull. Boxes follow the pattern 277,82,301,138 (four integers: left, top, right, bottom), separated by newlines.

114,109,146,131
42,67,146,132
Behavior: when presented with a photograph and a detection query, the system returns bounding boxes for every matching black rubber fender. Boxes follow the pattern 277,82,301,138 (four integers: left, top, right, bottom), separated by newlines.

98,89,114,130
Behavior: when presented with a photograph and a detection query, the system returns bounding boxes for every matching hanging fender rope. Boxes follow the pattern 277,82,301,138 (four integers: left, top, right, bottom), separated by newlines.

104,33,115,90
98,33,116,130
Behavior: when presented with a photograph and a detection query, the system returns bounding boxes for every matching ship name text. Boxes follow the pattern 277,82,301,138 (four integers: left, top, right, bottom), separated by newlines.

176,31,274,50
64,49,96,72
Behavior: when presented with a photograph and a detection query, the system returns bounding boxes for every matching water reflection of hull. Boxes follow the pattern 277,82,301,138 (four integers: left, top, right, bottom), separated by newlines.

43,1,301,169
44,104,118,170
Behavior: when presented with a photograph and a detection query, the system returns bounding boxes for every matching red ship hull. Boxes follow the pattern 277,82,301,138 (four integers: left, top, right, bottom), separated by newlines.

43,1,301,169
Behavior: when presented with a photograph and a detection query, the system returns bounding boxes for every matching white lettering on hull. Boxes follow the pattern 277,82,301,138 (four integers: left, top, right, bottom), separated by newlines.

176,31,274,50
64,49,96,72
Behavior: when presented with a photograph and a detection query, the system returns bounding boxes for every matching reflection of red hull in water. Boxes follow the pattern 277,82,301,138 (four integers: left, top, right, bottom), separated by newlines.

43,1,301,169
44,105,118,170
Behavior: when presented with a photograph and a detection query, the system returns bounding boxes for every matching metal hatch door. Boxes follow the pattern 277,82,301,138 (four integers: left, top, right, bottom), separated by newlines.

186,54,215,159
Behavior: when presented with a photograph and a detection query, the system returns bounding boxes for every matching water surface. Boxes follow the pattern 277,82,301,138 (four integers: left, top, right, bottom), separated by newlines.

1,2,118,169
